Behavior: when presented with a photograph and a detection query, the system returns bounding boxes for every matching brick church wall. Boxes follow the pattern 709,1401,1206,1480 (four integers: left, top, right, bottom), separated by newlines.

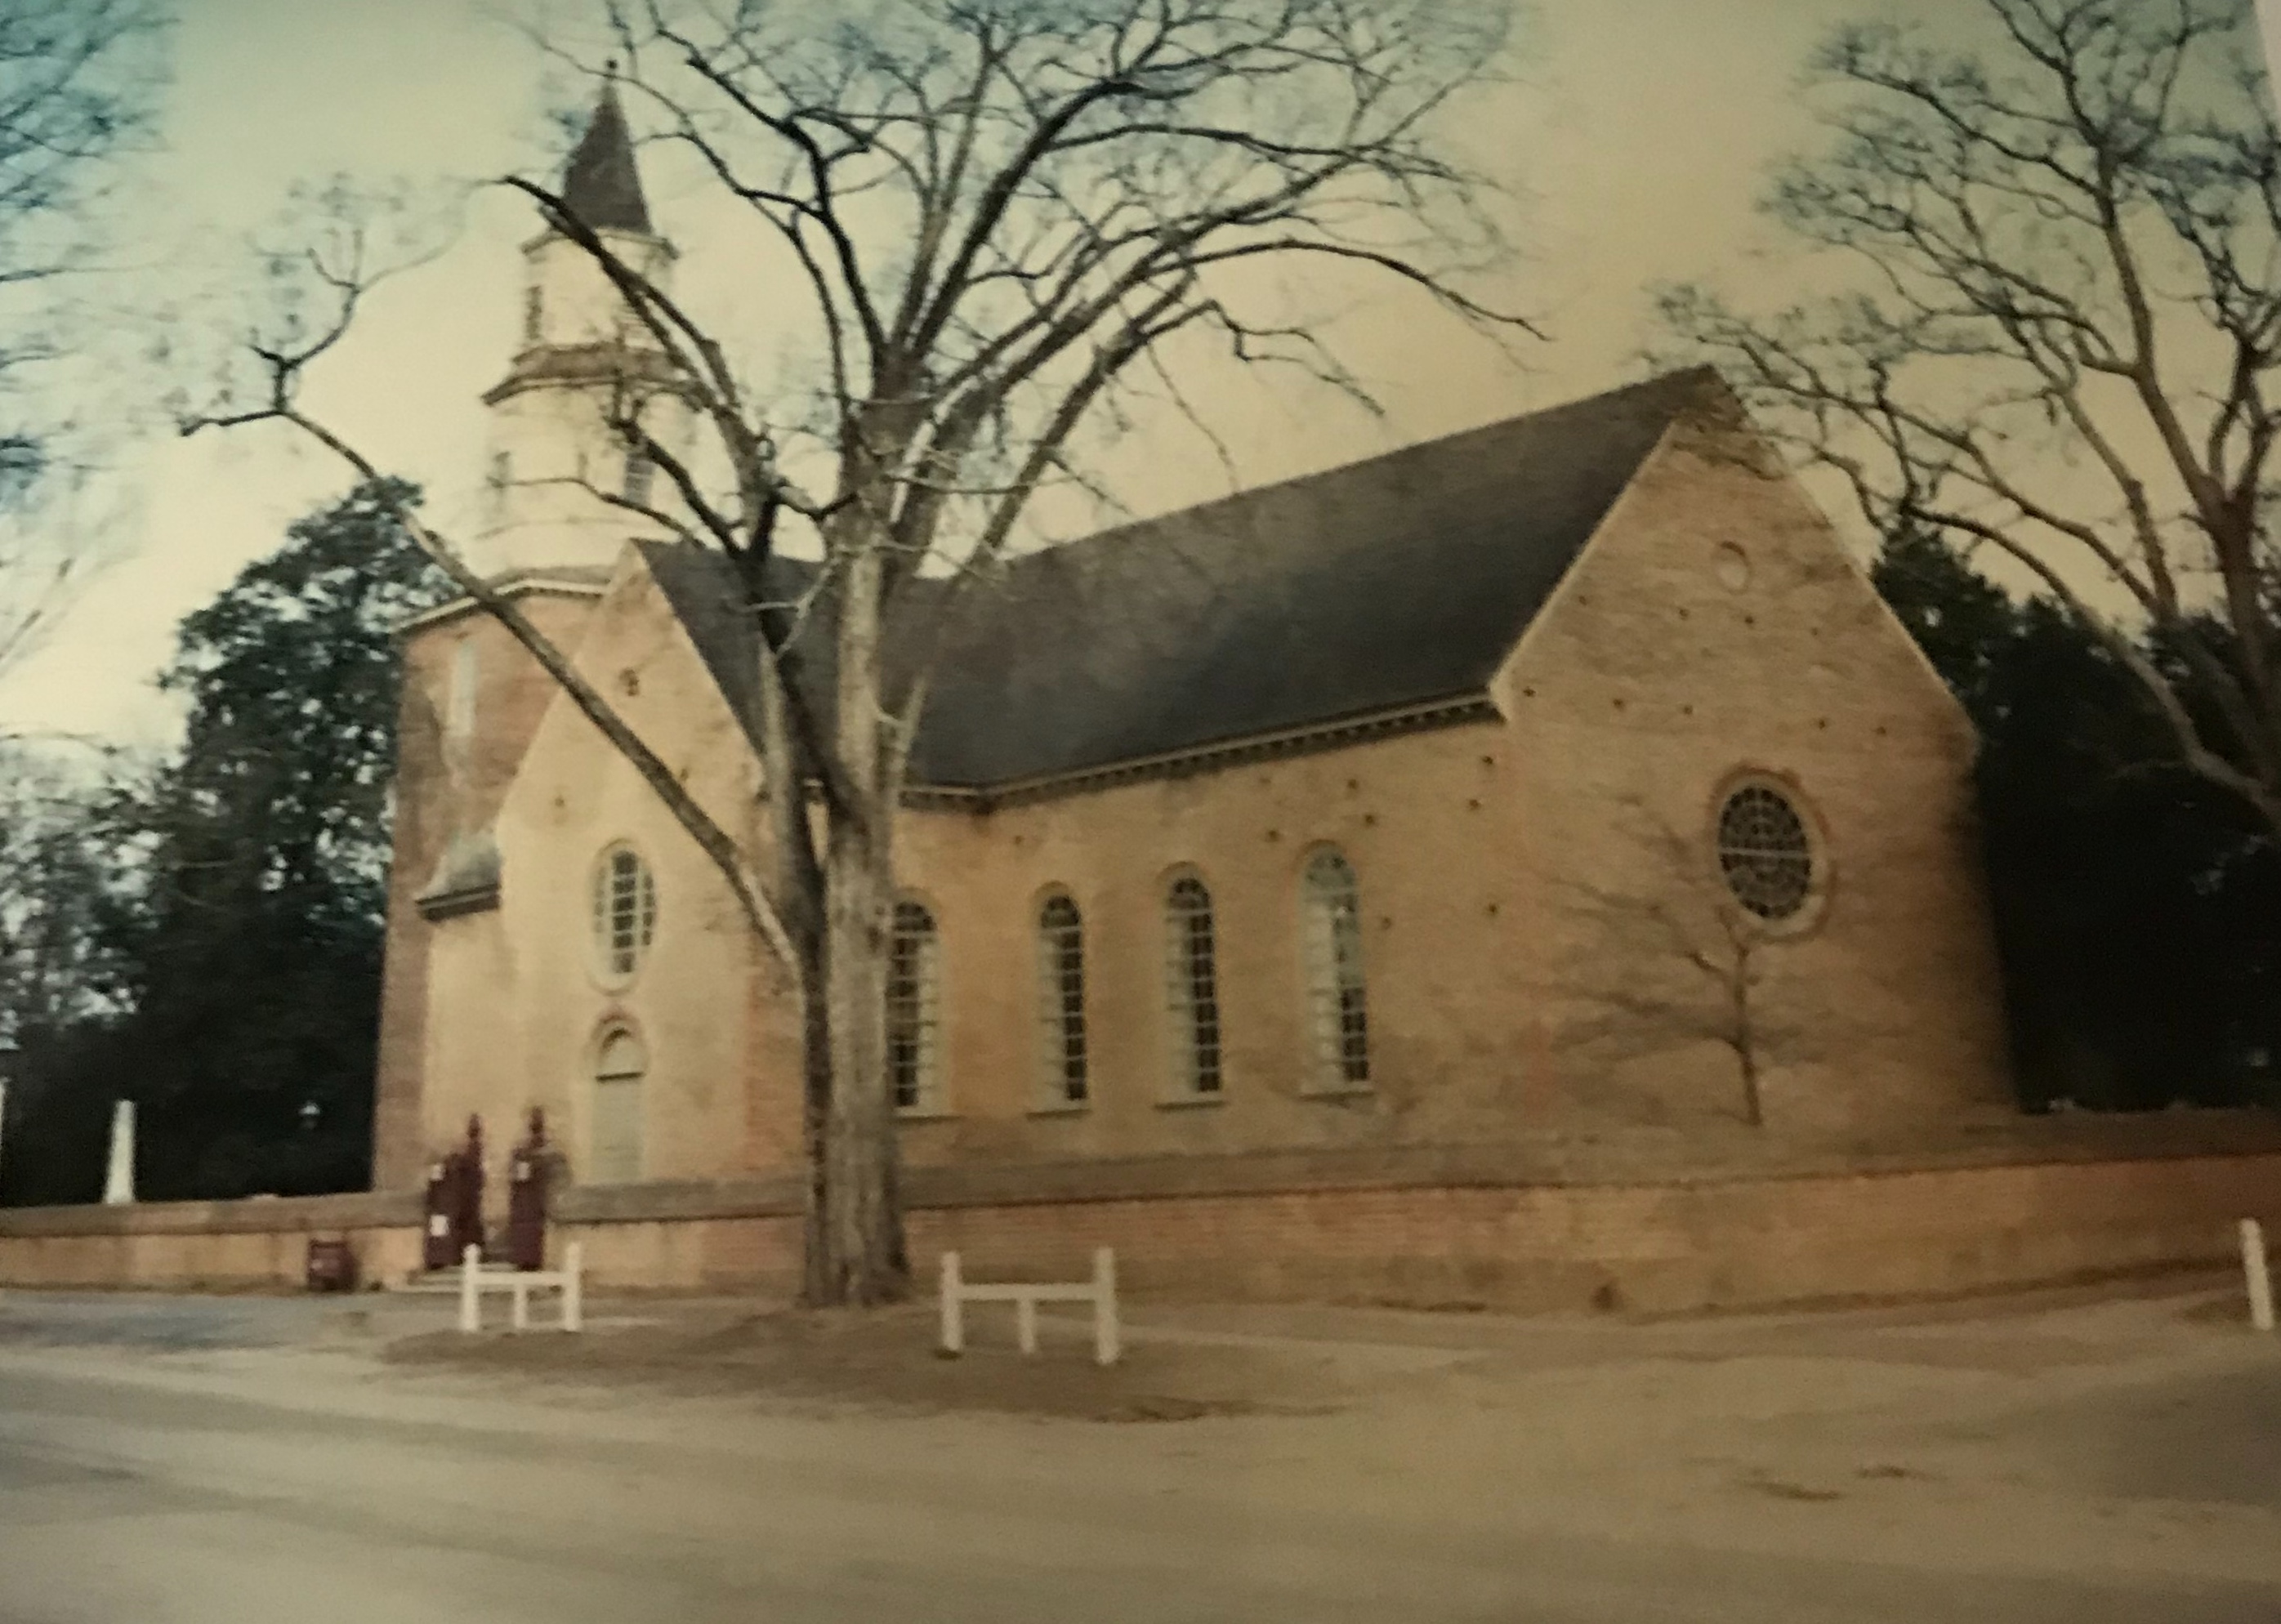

373,404,2014,1234
877,418,2011,1174
371,588,604,1191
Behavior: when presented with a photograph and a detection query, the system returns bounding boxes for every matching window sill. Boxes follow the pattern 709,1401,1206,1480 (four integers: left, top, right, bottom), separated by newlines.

1154,1092,1228,1111
1301,1082,1377,1102
1029,1100,1091,1118
895,1105,957,1122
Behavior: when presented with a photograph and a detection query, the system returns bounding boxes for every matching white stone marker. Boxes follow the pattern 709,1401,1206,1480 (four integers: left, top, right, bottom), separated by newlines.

2243,1219,2275,1334
101,1100,136,1206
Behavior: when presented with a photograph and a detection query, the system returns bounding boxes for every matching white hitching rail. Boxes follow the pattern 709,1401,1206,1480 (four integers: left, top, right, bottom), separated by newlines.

455,1242,584,1334
939,1247,1121,1365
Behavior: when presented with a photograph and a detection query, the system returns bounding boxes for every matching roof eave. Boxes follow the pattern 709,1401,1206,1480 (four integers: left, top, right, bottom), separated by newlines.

903,691,1503,811
395,573,610,639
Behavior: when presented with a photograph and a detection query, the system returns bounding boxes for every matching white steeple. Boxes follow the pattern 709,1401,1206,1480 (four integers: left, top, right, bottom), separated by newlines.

468,83,690,581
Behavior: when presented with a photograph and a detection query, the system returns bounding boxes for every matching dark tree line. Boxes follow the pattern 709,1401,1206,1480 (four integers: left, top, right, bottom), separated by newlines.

0,480,447,1205
1873,527,2281,1113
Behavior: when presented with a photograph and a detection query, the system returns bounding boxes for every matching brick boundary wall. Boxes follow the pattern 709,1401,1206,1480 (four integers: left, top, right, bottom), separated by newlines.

0,1191,424,1292
551,1124,2281,1313
5,1115,2279,1312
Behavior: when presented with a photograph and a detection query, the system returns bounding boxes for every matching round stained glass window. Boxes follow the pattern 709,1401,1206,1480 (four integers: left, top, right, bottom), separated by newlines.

1716,783,1815,921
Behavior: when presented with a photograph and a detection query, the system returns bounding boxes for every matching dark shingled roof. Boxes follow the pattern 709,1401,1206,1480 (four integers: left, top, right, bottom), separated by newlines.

561,85,654,235
640,368,1724,792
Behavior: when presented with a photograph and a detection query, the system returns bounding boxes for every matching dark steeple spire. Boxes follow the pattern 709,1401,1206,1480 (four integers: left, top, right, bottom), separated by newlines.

560,80,654,235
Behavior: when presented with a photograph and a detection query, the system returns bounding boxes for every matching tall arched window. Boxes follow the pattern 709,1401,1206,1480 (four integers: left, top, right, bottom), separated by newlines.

1164,874,1223,1095
1301,850,1371,1087
591,845,658,981
591,1027,646,1184
887,899,940,1112
1036,895,1087,1105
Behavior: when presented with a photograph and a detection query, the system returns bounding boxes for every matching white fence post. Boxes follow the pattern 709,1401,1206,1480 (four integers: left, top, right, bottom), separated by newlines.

936,1250,1118,1363
458,1243,480,1334
2244,1219,2275,1333
1094,1247,1120,1367
510,1278,531,1333
563,1243,584,1332
940,1251,964,1355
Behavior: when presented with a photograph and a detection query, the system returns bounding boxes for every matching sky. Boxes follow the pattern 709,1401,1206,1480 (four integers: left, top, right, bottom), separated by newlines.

0,0,2078,747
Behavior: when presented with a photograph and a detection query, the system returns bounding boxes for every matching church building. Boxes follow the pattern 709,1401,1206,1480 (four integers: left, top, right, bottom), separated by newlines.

368,92,2014,1271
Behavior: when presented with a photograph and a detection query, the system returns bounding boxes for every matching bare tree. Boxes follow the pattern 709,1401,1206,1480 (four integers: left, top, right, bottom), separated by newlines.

186,0,1534,1304
0,0,167,682
1548,812,1806,1130
1658,0,2281,841
0,739,133,1049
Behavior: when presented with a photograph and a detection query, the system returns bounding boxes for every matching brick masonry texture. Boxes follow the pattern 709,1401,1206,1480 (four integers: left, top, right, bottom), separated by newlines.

12,1127,2272,1315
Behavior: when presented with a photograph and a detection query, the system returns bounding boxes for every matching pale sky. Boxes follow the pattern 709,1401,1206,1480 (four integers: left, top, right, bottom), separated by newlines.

0,0,2010,746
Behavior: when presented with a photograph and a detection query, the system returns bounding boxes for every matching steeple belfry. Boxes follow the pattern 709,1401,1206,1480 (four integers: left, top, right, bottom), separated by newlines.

467,82,689,581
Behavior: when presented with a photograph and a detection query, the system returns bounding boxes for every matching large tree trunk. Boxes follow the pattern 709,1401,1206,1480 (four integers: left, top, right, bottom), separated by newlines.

819,828,903,1301
798,932,835,1306
743,591,840,1308
815,537,908,1305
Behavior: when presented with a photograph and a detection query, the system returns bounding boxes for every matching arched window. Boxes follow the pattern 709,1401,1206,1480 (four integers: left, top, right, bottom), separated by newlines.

591,845,658,981
1301,850,1370,1086
887,899,940,1112
1036,895,1087,1105
1715,783,1816,922
1164,874,1223,1095
591,1027,646,1184
522,284,543,346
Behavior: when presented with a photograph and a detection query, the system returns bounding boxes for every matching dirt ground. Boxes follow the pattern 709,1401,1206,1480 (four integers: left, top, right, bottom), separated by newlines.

379,1299,1429,1421
369,1265,2281,1442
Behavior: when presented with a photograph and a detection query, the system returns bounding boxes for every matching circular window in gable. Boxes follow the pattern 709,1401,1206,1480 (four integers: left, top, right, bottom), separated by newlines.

1715,783,1815,922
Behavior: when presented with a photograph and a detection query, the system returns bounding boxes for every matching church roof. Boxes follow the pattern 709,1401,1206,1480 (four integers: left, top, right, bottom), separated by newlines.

641,368,1724,795
560,84,654,235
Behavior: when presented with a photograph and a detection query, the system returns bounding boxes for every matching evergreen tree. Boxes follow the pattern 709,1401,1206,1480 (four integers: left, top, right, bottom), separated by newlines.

1871,531,2281,1113
95,479,448,1198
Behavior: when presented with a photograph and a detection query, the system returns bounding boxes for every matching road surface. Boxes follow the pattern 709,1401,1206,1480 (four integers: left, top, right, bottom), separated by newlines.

0,1289,2276,1622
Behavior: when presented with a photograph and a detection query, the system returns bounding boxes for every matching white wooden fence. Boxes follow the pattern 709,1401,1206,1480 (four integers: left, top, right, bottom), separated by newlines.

456,1243,584,1334
939,1248,1120,1365
2244,1219,2275,1334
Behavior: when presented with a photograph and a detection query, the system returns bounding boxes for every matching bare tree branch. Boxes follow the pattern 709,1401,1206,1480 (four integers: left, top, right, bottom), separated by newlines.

1659,0,2281,841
